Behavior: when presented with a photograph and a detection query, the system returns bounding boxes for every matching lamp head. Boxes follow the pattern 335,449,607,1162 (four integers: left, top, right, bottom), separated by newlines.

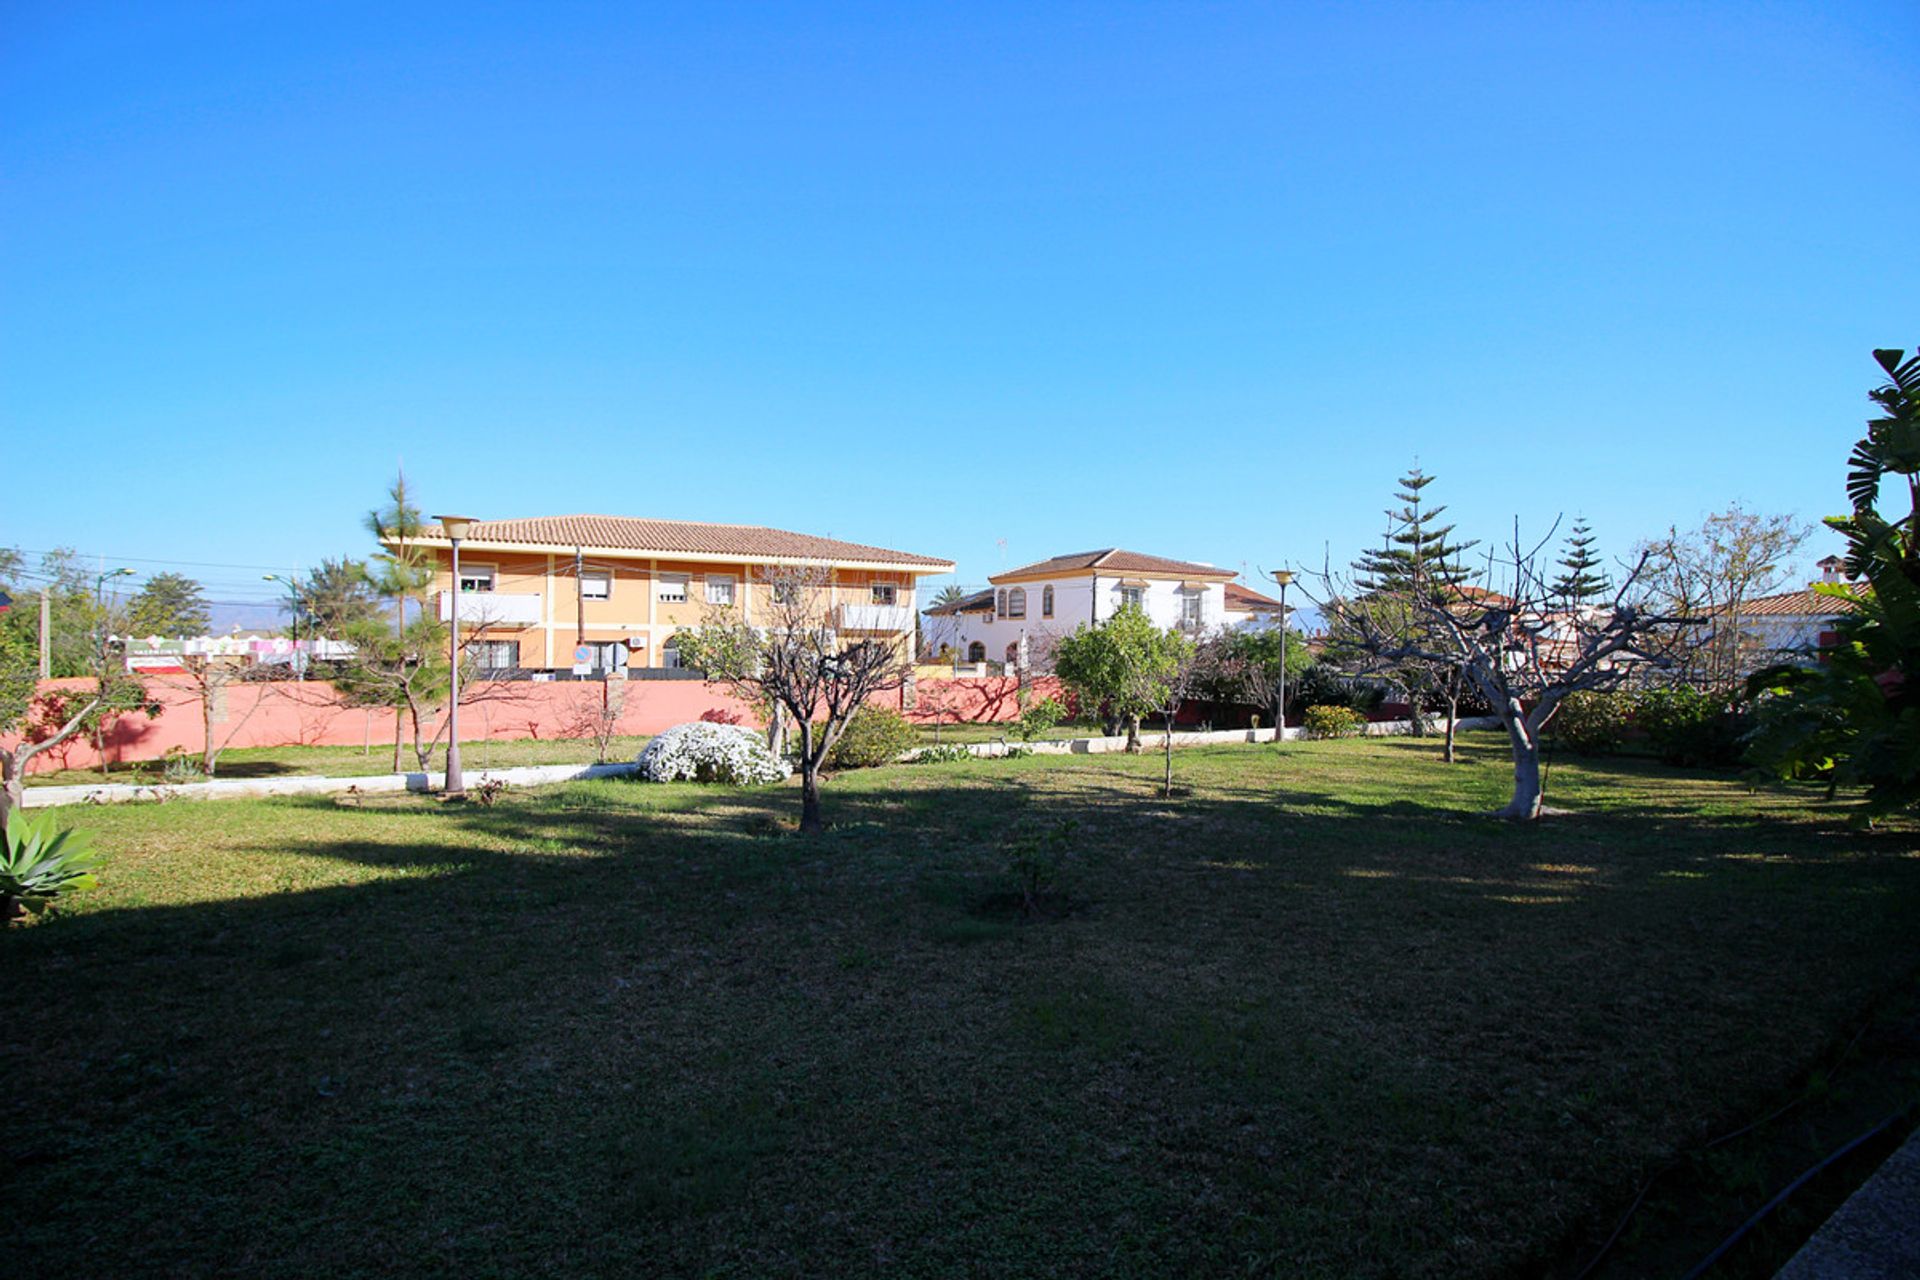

1272,569,1294,588
435,514,477,541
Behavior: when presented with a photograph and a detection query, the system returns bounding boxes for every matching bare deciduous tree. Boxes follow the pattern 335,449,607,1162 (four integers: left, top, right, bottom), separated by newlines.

678,563,912,833
150,655,276,778
1317,522,1694,821
1637,506,1811,690
558,678,629,764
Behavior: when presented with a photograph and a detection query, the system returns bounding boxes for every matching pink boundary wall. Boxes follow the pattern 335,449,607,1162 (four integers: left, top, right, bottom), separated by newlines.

7,675,1044,774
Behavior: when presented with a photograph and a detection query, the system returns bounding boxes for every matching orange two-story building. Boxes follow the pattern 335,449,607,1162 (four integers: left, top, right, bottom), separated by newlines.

400,515,954,677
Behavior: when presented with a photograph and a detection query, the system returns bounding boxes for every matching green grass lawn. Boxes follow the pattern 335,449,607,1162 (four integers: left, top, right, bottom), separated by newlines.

6,736,1918,1278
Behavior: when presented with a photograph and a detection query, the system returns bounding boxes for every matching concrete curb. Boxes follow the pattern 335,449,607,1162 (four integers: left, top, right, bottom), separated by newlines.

1775,1126,1920,1279
21,761,641,809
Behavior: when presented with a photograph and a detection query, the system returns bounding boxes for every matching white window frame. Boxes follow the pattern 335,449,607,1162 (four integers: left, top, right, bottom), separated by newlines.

1007,587,1026,619
657,574,689,604
1180,591,1204,627
870,583,898,606
459,563,497,593
1119,586,1145,610
706,575,737,606
580,569,611,601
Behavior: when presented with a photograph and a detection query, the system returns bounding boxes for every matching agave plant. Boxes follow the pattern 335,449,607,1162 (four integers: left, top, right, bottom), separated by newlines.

2,811,106,920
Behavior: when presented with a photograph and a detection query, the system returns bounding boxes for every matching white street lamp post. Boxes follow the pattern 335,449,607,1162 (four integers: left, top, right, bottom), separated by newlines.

435,515,477,799
1273,569,1293,744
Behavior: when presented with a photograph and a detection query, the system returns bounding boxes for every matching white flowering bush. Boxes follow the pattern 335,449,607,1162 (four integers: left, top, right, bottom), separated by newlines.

634,722,790,786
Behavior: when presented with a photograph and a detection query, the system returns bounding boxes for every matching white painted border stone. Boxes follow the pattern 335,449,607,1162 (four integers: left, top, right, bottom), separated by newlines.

21,761,640,809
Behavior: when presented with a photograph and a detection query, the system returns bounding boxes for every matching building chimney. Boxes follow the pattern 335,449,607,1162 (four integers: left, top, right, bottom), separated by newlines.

1816,555,1847,586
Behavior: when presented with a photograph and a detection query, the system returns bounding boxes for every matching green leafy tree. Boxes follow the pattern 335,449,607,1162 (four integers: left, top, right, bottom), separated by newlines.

298,557,383,638
361,471,437,762
364,469,434,635
0,626,154,825
0,548,108,678
334,614,452,773
1749,348,1920,822
1052,604,1193,752
125,572,210,637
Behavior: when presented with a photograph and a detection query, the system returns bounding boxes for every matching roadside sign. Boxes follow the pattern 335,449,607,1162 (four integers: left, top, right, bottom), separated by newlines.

574,645,593,664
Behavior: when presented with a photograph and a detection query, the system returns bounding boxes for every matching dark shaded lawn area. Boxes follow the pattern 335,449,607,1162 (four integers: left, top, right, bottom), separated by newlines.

5,736,1918,1278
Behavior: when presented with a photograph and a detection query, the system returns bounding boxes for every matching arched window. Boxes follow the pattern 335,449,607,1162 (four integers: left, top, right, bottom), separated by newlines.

1005,642,1019,665
662,637,682,669
1041,585,1054,618
1007,588,1026,619
967,641,987,663
995,589,1008,617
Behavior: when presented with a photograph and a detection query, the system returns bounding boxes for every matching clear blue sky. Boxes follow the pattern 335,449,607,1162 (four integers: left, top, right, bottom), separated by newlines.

4,2,1916,612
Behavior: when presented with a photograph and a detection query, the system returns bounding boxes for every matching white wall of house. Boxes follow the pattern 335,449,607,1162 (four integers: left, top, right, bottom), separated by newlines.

1742,613,1844,659
928,575,1229,668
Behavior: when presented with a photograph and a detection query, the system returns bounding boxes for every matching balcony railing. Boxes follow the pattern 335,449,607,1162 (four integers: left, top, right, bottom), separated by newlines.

438,591,541,626
836,603,913,632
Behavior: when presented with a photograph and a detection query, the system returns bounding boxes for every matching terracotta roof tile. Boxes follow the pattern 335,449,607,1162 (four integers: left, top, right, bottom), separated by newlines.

417,515,952,569
1739,587,1861,618
990,548,1233,583
923,588,996,616
1224,582,1284,611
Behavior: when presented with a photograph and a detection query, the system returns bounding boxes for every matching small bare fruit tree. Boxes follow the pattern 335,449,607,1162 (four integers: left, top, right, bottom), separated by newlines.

676,563,911,833
1317,521,1693,820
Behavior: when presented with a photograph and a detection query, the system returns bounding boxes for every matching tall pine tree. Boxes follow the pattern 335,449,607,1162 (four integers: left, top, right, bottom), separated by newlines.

1352,468,1478,594
363,469,433,634
1552,519,1612,604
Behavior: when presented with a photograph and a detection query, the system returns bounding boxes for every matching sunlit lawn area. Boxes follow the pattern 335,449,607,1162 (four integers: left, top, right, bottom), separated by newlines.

6,735,1918,1277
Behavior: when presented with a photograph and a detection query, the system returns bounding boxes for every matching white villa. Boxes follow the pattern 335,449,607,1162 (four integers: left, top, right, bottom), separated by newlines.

1724,555,1860,662
923,548,1281,670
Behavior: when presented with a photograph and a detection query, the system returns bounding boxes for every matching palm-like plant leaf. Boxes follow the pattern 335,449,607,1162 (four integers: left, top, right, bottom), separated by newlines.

2,812,106,911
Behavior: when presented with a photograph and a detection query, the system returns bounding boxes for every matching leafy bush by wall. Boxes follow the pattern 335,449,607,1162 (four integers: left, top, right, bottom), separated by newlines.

1633,687,1751,767
826,707,918,769
1302,705,1367,739
1548,691,1633,755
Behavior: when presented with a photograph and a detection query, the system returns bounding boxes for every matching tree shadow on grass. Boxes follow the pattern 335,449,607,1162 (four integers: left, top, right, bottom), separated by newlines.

6,755,1920,1278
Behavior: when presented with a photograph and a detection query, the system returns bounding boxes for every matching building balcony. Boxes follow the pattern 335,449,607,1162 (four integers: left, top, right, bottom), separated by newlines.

438,591,541,627
837,603,913,632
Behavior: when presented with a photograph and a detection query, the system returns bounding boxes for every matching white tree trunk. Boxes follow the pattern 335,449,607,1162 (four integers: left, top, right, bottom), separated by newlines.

1495,710,1545,820
0,752,22,832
